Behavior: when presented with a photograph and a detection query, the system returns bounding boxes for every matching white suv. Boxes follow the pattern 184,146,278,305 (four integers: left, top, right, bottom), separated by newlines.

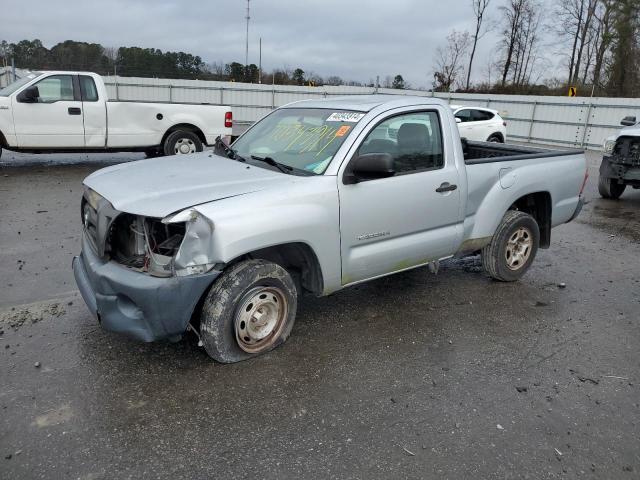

451,105,507,143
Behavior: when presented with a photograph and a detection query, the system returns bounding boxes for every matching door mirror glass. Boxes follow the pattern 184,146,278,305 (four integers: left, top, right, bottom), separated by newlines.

345,153,395,184
621,116,637,126
17,85,39,103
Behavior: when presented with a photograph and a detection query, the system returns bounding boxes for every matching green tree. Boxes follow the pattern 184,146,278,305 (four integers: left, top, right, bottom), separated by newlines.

392,74,405,89
225,62,245,81
244,64,259,83
292,68,305,85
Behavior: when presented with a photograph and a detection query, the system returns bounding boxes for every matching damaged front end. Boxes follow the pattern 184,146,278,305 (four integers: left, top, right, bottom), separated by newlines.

73,188,222,342
600,136,640,186
82,188,220,278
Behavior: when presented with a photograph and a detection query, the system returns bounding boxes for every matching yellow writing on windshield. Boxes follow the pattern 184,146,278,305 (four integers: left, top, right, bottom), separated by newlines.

269,123,347,156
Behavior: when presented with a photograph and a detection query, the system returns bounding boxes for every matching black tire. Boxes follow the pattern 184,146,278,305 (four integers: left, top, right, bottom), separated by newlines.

482,210,540,282
163,130,203,156
487,134,504,143
200,259,298,363
598,176,626,199
144,148,162,159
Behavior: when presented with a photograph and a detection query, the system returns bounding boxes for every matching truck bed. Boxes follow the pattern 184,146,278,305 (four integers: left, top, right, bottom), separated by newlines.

463,140,583,165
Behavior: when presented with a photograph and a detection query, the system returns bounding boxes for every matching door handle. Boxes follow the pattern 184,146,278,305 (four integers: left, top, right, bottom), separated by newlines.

68,107,82,115
436,182,458,193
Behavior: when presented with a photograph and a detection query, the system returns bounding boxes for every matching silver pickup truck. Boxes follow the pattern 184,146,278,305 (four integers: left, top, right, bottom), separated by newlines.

73,96,587,363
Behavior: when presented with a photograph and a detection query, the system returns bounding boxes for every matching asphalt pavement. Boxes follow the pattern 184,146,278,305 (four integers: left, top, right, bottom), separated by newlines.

0,149,639,479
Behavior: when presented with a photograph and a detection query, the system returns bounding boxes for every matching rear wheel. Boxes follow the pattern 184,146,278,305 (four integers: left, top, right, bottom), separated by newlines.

200,259,298,363
598,176,626,199
163,130,203,156
487,134,503,143
482,210,540,282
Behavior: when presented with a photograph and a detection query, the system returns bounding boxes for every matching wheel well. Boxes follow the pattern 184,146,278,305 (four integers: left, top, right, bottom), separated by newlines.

509,192,552,248
489,132,504,142
233,243,324,296
162,123,206,146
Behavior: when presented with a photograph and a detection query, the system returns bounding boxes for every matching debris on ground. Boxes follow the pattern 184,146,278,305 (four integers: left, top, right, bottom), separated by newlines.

0,302,66,331
402,446,416,456
497,424,504,430
516,386,528,393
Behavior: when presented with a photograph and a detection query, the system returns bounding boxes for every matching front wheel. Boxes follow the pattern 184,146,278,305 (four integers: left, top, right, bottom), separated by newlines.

200,259,298,363
598,176,626,199
482,210,540,282
163,130,203,156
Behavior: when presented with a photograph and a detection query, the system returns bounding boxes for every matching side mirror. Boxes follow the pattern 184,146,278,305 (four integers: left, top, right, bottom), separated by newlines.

455,117,462,124
344,153,395,184
621,116,637,127
17,85,39,103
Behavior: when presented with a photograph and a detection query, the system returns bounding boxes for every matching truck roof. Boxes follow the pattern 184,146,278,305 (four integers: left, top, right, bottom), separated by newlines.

282,95,451,112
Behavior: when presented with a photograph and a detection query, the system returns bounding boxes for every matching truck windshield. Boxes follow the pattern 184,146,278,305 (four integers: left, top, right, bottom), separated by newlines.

231,108,365,174
0,73,42,97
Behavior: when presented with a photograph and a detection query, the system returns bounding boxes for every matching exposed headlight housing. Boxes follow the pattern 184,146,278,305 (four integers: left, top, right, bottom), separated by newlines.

603,139,616,154
85,188,104,210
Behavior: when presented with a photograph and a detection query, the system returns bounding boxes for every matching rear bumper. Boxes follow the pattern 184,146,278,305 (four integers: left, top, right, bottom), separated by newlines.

73,234,220,342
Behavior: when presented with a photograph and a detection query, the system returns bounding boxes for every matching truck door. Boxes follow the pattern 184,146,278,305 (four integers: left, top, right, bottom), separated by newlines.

12,74,85,148
78,75,107,148
338,109,462,285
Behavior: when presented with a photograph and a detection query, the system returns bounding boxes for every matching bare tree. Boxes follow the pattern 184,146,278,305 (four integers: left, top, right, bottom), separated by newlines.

591,0,615,86
432,30,471,91
572,0,598,84
466,0,491,90
499,0,530,85
497,0,544,87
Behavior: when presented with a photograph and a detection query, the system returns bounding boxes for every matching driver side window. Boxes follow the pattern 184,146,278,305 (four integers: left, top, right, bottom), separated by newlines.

357,111,444,174
33,75,75,103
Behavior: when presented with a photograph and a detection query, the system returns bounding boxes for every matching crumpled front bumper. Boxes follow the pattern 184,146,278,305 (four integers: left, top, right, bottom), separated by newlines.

600,155,640,182
73,234,221,342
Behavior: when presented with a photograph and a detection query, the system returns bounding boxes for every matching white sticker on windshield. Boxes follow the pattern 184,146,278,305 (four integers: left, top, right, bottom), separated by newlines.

326,112,365,123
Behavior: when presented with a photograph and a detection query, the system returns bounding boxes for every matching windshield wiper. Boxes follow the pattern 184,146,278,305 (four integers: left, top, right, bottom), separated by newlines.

250,155,294,174
214,136,246,162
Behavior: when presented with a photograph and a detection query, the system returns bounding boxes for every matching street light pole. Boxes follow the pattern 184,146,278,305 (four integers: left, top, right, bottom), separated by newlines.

245,0,250,67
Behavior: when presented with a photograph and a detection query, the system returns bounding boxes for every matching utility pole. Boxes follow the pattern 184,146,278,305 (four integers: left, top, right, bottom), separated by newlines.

258,37,262,84
245,0,250,67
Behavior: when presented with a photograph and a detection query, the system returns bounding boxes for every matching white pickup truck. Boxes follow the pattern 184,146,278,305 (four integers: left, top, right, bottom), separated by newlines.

0,71,232,158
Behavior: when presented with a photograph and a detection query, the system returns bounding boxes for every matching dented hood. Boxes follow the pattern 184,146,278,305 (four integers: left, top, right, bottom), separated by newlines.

83,152,292,218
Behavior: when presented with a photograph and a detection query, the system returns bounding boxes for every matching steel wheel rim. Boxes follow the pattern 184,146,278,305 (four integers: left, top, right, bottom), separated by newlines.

174,138,196,155
235,286,288,353
505,226,533,270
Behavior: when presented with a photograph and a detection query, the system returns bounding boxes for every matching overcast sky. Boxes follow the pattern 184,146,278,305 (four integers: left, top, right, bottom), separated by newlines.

2,0,553,88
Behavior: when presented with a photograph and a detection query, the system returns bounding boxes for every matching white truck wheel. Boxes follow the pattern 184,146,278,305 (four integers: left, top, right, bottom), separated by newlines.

163,130,203,156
